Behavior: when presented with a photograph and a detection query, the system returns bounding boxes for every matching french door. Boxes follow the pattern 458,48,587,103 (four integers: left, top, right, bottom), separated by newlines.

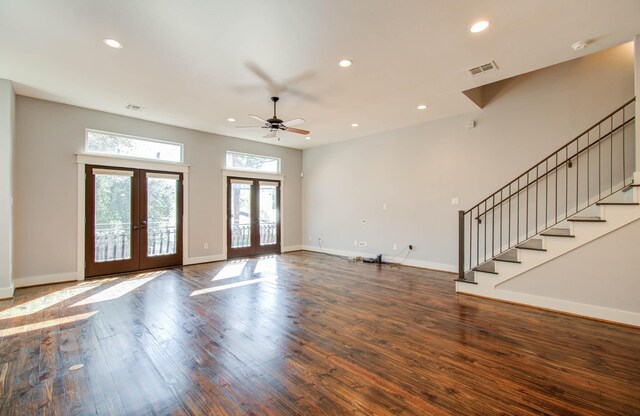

227,177,281,258
85,165,183,277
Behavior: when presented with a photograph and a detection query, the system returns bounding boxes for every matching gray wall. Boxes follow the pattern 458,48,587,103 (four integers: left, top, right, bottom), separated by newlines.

14,97,302,282
302,43,635,270
0,79,15,296
498,218,640,313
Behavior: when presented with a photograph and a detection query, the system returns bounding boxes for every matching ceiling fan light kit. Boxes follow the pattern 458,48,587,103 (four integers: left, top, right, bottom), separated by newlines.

237,96,310,141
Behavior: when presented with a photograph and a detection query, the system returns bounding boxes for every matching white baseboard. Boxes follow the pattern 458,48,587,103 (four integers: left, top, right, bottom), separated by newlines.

282,245,303,253
0,283,15,299
14,272,78,289
183,254,226,266
458,287,640,327
300,245,456,273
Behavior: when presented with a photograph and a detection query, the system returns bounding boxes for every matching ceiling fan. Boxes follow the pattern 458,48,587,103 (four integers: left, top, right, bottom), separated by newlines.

237,96,310,140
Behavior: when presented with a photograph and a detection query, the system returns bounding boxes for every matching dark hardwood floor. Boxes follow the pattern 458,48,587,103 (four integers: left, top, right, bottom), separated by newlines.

0,251,638,415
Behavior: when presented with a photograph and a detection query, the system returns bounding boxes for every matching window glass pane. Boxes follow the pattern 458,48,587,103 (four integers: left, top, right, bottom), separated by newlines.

225,151,280,173
259,184,277,246
87,130,183,162
147,177,178,257
230,183,252,248
94,174,131,262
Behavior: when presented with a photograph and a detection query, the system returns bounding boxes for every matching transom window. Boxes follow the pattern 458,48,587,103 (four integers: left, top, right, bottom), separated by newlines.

86,129,183,163
225,151,280,174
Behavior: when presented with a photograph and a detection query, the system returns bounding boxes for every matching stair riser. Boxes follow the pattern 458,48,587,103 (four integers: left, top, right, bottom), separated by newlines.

465,204,640,289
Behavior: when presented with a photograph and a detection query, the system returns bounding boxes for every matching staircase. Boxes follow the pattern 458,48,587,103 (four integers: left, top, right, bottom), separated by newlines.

455,98,638,322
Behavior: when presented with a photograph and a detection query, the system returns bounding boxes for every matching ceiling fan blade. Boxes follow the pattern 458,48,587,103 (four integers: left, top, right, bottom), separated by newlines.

249,114,269,124
235,126,264,129
282,118,305,127
286,127,311,135
263,130,277,139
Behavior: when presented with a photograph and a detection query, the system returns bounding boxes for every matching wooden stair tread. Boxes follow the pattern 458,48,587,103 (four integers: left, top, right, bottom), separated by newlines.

541,228,574,237
516,238,545,251
473,261,498,274
596,202,639,206
567,216,605,222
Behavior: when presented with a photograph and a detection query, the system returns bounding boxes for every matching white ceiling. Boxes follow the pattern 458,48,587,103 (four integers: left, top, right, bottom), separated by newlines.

1,0,639,149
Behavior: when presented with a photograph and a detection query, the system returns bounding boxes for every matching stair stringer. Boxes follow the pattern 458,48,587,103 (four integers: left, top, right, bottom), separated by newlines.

456,194,640,326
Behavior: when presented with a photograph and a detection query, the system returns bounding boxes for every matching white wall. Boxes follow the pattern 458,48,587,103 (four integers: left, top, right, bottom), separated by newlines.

498,218,640,314
0,79,15,298
13,97,302,284
302,43,635,271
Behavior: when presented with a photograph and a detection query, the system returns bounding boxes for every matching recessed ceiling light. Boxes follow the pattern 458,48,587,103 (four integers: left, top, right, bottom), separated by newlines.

571,41,589,51
470,20,489,33
103,38,124,49
417,104,428,110
227,118,236,122
305,136,311,140
351,123,359,127
339,59,353,68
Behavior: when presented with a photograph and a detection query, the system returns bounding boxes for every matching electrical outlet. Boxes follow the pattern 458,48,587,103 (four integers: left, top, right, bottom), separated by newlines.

393,243,397,250
364,242,368,247
383,203,387,210
354,240,358,246
203,242,209,250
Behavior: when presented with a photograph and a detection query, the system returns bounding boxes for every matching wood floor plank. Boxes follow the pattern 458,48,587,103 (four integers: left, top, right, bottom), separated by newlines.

0,251,638,415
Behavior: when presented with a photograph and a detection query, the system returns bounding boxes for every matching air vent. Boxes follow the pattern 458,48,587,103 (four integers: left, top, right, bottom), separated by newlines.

126,104,144,111
469,61,498,76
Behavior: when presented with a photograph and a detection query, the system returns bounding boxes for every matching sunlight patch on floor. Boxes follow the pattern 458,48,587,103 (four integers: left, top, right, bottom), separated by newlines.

191,276,277,296
0,311,99,337
212,260,248,281
70,271,165,307
0,280,107,320
253,256,277,275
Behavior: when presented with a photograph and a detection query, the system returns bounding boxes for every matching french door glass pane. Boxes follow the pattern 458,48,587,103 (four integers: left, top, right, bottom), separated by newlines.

95,174,131,262
147,177,178,256
230,183,252,248
259,184,277,246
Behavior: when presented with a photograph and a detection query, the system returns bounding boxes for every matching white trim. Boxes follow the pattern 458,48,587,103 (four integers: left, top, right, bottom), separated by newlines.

86,128,184,163
93,168,134,176
76,154,190,280
183,254,226,266
146,172,180,180
222,170,286,257
282,245,302,253
457,288,640,327
77,153,190,173
15,272,77,289
0,284,14,299
299,245,457,273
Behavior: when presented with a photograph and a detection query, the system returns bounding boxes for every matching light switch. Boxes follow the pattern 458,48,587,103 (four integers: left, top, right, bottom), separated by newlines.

451,197,460,205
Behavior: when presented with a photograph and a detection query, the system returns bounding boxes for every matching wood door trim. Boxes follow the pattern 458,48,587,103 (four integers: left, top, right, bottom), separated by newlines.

226,177,281,259
85,165,140,277
139,169,184,270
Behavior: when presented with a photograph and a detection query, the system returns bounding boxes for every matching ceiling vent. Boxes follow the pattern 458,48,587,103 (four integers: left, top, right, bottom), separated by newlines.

126,104,144,111
469,61,498,76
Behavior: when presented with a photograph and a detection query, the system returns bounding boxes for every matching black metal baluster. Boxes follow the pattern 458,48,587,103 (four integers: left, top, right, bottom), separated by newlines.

476,207,479,268
517,178,520,243
535,165,539,234
484,200,487,263
500,188,503,253
576,139,579,214
508,183,511,248
545,159,548,229
565,146,569,220
491,194,496,257
526,172,529,239
598,123,601,200
622,107,626,186
555,153,558,223
469,212,472,271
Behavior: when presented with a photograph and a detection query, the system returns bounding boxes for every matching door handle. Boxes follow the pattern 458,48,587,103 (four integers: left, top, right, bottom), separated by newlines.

133,225,139,230
141,220,147,229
